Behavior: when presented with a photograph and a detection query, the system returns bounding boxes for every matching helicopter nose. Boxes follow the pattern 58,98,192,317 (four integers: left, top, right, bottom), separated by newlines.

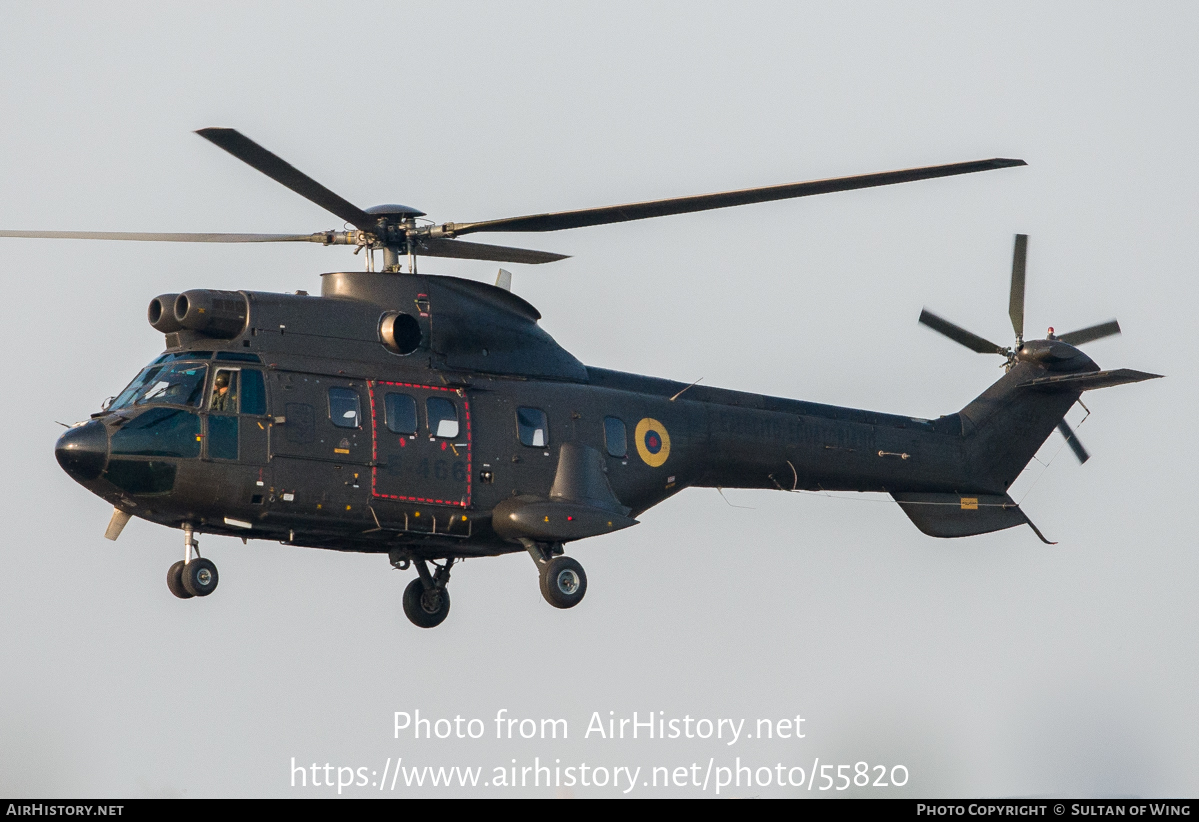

55,420,109,481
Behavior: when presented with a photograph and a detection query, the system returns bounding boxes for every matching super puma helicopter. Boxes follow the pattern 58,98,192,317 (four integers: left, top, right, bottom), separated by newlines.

29,129,1159,628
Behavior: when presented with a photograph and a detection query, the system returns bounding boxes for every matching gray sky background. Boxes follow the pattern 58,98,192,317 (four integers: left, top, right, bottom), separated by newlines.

0,2,1195,797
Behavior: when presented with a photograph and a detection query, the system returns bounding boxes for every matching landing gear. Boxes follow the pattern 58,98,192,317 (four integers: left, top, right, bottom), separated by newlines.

181,558,219,597
524,541,587,609
401,558,454,628
539,556,587,609
167,561,193,599
167,524,218,599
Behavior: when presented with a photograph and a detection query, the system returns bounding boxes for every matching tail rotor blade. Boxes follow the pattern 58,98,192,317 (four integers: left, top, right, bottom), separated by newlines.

1009,233,1027,341
1057,319,1121,347
1057,419,1090,464
919,308,1008,355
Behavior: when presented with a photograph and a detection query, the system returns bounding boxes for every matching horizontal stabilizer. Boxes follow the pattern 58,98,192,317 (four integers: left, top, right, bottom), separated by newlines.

1021,368,1163,392
891,492,1052,542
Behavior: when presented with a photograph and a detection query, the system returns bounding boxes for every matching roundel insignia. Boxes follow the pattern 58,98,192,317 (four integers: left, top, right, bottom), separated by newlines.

634,418,671,468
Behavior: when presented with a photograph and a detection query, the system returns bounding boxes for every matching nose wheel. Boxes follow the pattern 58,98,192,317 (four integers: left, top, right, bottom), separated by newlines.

166,561,193,599
166,525,219,599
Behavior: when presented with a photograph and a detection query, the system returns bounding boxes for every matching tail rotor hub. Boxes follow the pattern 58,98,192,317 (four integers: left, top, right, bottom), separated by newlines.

919,233,1121,373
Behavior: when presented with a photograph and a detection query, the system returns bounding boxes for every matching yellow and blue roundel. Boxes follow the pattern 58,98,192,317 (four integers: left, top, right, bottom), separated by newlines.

634,418,671,467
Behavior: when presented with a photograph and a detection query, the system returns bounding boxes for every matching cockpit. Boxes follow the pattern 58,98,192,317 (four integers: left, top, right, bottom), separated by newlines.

107,350,262,413
110,360,210,410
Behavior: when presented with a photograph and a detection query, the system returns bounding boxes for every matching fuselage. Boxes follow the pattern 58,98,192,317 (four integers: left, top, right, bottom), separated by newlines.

53,271,1056,559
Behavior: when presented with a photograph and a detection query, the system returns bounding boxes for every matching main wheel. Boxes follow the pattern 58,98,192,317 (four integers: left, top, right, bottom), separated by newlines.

180,558,219,597
403,578,451,628
539,556,587,609
167,560,194,599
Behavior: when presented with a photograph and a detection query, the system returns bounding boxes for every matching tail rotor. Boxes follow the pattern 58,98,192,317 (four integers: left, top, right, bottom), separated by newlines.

919,233,1125,464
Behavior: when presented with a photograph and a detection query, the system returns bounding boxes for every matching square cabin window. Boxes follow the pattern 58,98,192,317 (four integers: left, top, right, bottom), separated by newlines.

426,397,459,438
328,387,361,429
517,407,549,448
385,393,418,435
604,416,627,458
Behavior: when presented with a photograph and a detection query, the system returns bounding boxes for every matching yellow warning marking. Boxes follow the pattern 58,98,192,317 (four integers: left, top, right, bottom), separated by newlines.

961,498,979,510
334,448,350,454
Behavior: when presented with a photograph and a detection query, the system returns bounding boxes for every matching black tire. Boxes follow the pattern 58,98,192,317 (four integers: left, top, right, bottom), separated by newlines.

402,577,451,628
167,560,194,599
180,558,219,597
539,556,587,609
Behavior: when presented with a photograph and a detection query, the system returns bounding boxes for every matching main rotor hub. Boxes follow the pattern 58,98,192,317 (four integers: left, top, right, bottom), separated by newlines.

364,204,426,219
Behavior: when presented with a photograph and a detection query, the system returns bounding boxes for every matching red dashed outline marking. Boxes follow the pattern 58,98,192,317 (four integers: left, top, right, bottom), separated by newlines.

367,381,472,509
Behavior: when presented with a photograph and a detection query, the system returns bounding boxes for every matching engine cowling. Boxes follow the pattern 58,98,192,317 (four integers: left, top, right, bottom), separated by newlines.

173,290,248,338
147,294,183,333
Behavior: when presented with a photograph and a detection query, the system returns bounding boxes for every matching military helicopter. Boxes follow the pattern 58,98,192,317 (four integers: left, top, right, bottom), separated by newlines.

21,129,1159,628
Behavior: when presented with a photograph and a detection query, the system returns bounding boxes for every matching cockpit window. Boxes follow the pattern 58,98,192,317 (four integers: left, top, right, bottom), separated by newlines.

111,363,209,410
152,351,212,365
210,369,239,413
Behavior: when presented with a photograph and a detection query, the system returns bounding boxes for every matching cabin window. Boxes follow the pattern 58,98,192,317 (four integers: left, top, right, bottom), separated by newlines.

517,407,549,448
210,369,240,413
240,370,267,415
385,393,418,435
604,416,627,458
427,397,459,439
328,387,361,429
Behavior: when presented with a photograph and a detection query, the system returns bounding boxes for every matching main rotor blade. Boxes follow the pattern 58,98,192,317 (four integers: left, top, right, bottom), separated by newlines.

919,308,1008,355
1009,233,1027,341
1056,419,1090,464
414,238,569,265
196,128,375,231
446,158,1026,236
0,229,321,243
1056,319,1121,347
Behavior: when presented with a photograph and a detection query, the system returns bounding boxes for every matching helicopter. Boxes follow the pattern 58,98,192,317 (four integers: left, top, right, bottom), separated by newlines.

23,129,1159,628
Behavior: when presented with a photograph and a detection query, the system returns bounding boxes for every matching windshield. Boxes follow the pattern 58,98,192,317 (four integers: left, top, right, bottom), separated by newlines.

111,362,209,410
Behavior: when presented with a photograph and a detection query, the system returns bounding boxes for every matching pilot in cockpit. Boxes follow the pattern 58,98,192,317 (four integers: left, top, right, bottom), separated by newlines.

210,370,238,413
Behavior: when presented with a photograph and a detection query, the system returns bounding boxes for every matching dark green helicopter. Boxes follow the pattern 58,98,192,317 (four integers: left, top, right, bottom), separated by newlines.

18,129,1159,628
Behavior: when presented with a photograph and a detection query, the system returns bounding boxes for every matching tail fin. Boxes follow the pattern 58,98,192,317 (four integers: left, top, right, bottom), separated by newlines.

892,362,1160,540
957,361,1082,493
